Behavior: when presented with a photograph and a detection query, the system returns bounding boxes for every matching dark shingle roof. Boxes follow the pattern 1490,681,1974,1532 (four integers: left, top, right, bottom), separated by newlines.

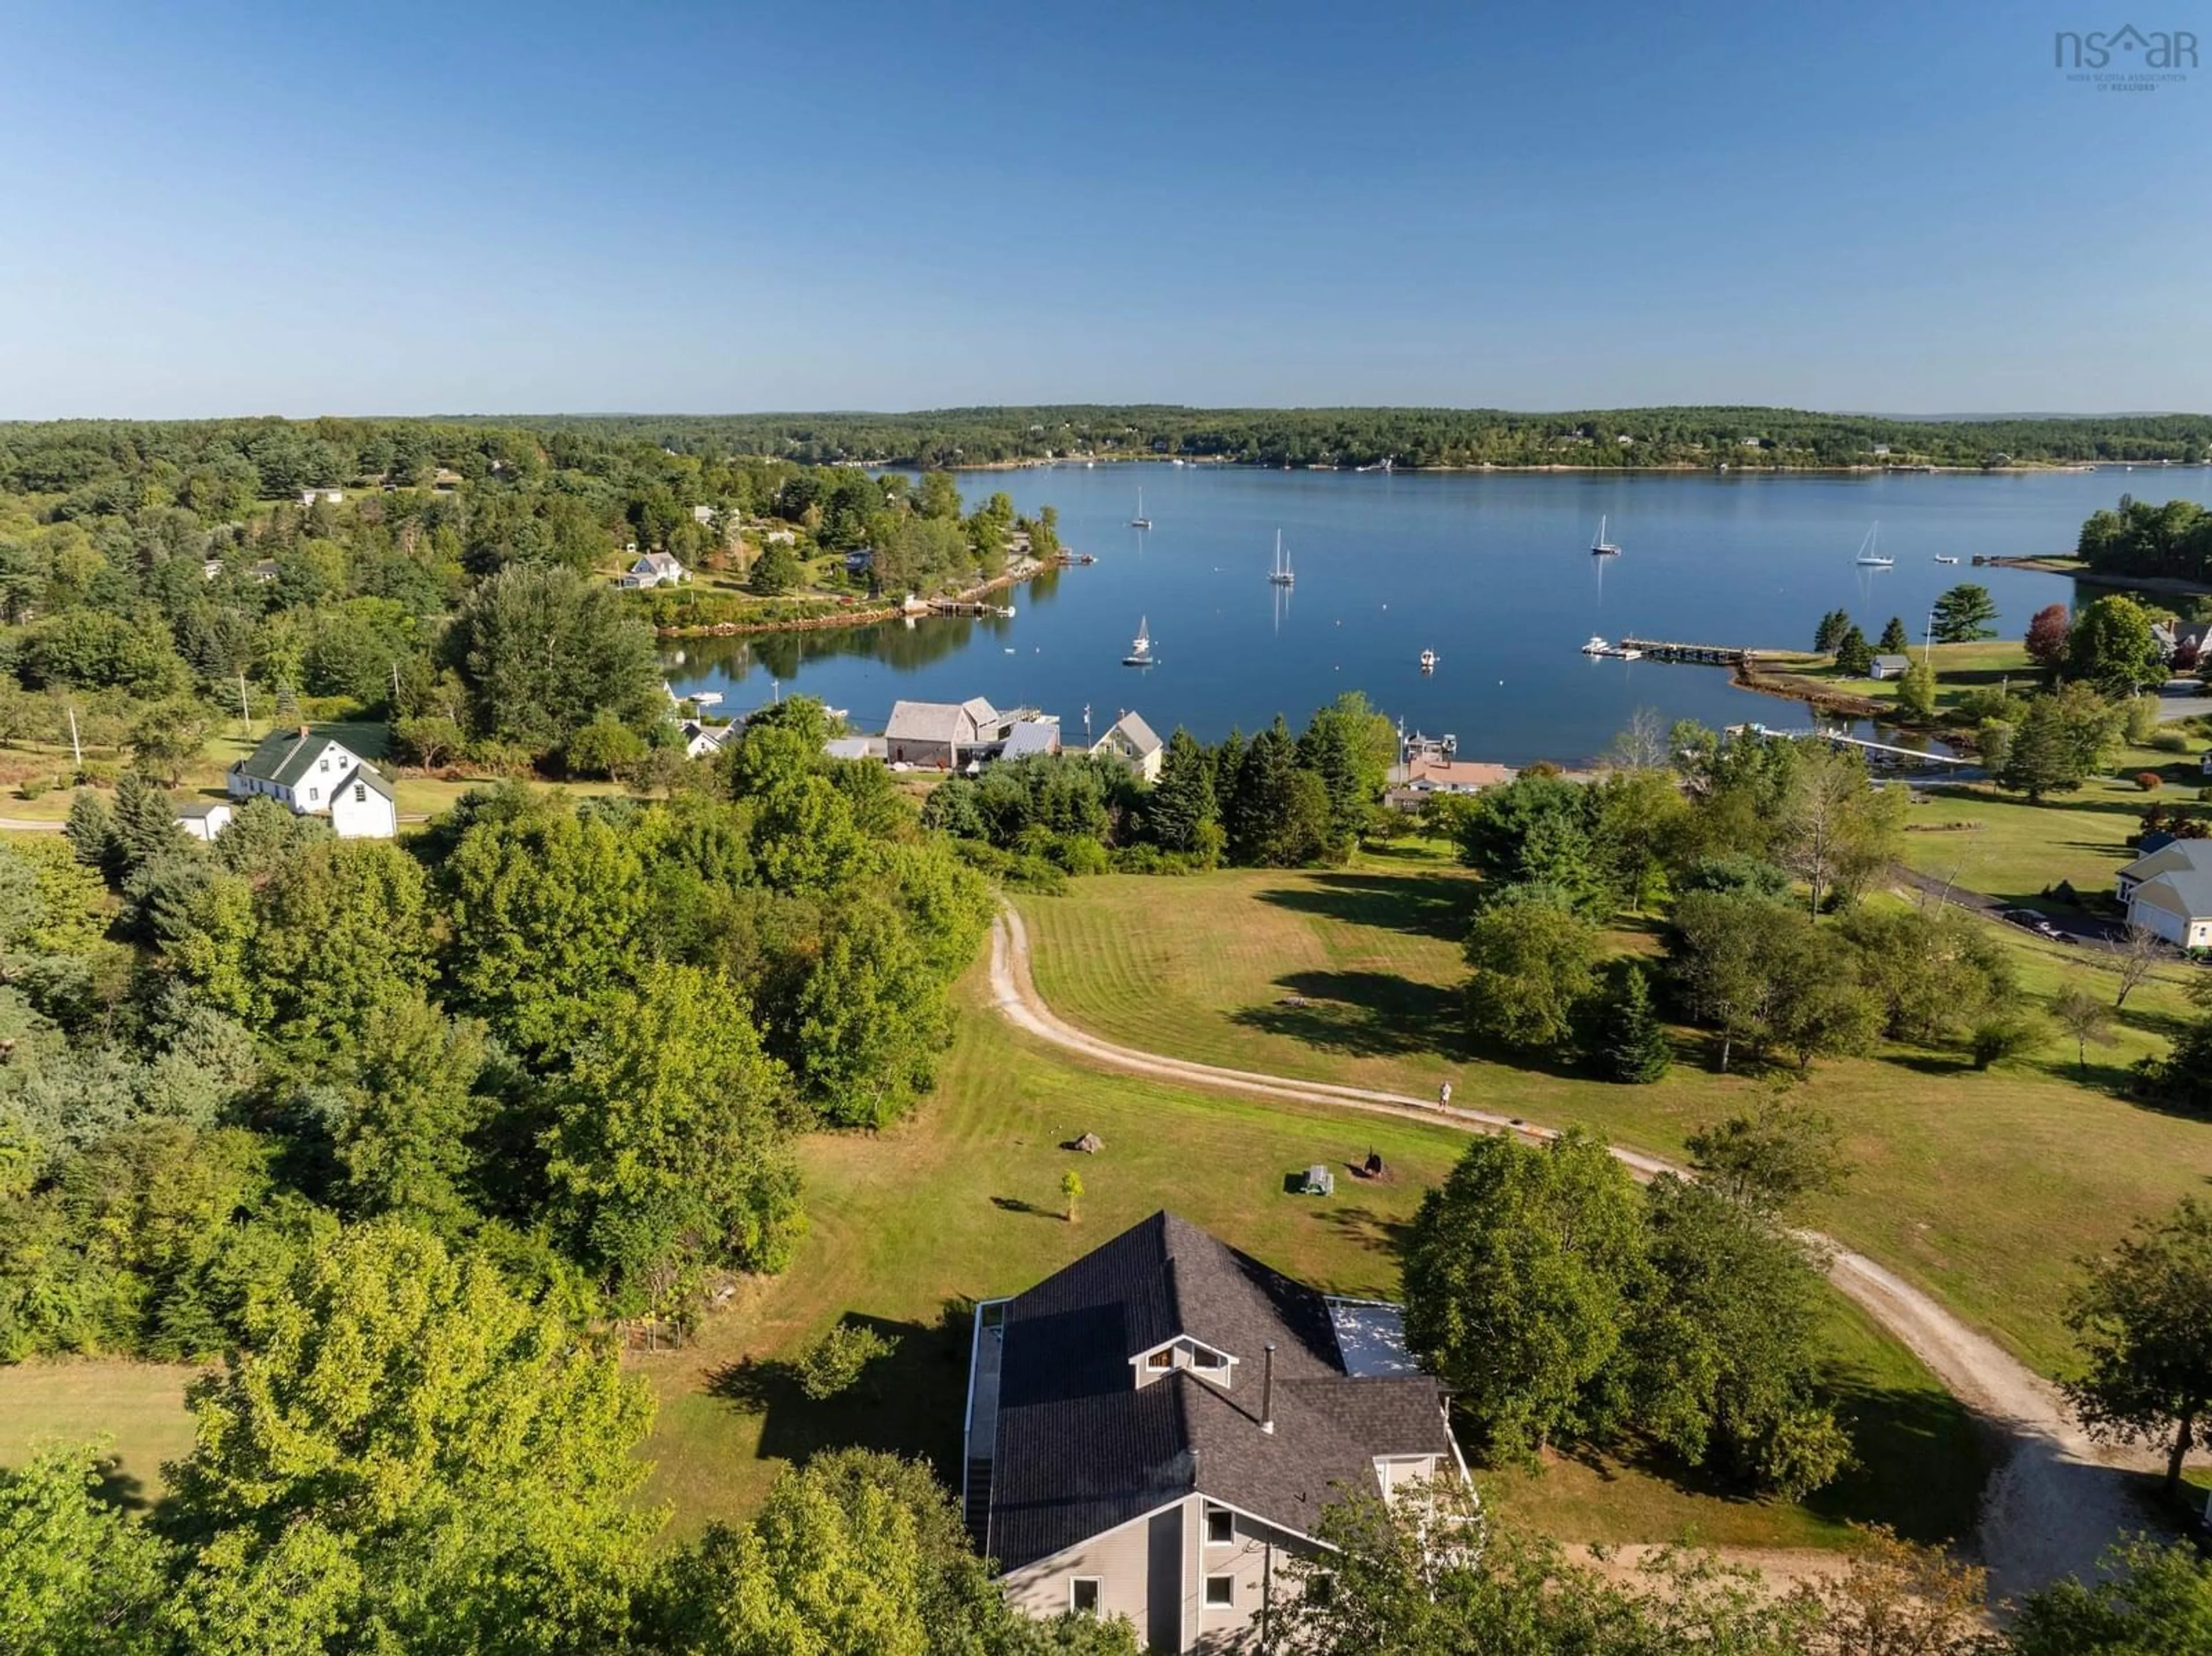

234,728,359,789
984,1212,1456,1572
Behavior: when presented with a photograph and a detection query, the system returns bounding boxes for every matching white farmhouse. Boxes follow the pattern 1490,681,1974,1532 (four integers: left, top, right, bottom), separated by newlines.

227,726,398,839
619,551,690,589
681,719,743,760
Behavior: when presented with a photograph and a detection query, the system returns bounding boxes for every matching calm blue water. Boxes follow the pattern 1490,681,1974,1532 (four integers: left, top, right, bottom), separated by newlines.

664,465,2209,766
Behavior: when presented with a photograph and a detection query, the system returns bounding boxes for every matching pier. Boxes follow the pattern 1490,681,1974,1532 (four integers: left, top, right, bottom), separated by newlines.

1618,637,1754,666
1733,723,1978,769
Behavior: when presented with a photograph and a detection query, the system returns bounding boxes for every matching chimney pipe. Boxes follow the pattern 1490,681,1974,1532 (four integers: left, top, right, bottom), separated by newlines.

1260,1343,1276,1435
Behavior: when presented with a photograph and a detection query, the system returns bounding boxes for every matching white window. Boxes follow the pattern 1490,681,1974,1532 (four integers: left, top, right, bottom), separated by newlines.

1070,1578,1100,1616
1205,1576,1234,1609
319,757,330,772
1205,1505,1234,1545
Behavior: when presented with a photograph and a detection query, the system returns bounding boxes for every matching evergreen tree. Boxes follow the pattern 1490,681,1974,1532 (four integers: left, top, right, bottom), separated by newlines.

1931,582,1999,643
1601,967,1671,1084
62,789,118,876
1877,616,1910,653
1834,625,1874,677
748,540,804,596
112,771,185,870
1225,719,1299,865
1145,727,1216,853
1813,609,1852,653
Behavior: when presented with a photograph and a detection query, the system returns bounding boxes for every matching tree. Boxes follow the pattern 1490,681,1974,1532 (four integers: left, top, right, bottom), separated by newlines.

797,1324,899,1401
166,1222,657,1649
1599,965,1671,1083
1834,624,1874,677
2063,1196,2212,1498
565,714,649,781
446,563,661,757
129,698,213,787
1400,1131,1650,1458
1896,653,1938,718
545,961,803,1293
1999,685,2122,802
1779,743,1900,915
0,1443,175,1655
62,789,117,877
2052,980,2119,1074
641,1450,1045,1656
1631,1178,1850,1496
334,993,487,1236
2068,593,2162,696
1877,616,1910,653
748,540,804,596
1145,727,1217,855
1463,885,1600,1052
1815,608,1853,653
2011,1538,2212,1656
2025,602,2073,672
1060,1169,1083,1223
1930,582,1998,643
111,771,186,871
2108,921,2165,1009
1452,772,1615,916
1686,1099,1847,1218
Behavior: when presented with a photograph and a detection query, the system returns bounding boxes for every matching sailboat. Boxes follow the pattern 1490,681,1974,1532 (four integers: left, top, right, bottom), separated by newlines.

1129,489,1152,530
1854,523,1893,568
1419,649,1438,672
1590,515,1622,557
1268,529,1295,586
1122,616,1154,667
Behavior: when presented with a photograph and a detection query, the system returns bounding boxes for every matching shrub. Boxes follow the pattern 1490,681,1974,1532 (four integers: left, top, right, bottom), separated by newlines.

1971,1011,2046,1070
17,778,47,801
2149,728,2191,753
797,1323,899,1401
2136,771,2164,792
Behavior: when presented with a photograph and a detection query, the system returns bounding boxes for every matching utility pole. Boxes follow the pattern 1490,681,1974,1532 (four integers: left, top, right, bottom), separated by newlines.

390,661,401,704
237,672,251,733
66,704,81,770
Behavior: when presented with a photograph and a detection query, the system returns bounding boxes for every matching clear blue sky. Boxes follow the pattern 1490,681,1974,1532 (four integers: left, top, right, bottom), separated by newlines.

1,0,2205,417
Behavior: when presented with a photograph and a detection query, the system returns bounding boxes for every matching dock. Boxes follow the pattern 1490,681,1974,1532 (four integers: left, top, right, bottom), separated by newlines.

1618,637,1753,665
1734,723,1977,769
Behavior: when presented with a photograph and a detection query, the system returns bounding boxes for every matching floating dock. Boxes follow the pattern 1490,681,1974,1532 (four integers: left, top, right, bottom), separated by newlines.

1618,637,1752,665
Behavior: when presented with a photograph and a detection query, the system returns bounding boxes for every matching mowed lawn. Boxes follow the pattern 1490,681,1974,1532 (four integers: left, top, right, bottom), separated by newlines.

0,965,1984,1553
1018,848,2212,1377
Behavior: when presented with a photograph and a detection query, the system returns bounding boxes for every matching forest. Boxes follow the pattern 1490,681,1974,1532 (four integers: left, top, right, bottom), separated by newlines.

476,404,2212,470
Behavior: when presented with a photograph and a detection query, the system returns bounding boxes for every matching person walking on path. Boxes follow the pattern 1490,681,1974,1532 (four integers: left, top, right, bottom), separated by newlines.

1438,1081,1452,1109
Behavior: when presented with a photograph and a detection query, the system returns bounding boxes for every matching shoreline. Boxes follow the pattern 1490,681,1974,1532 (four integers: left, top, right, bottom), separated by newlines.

653,558,1054,640
923,457,2174,477
1979,554,2212,598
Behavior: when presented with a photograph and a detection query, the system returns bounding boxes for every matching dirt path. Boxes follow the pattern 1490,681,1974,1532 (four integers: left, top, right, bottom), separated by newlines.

987,908,2171,1604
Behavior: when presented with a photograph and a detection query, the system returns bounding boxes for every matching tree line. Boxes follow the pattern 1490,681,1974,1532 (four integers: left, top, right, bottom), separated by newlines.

379,406,2212,471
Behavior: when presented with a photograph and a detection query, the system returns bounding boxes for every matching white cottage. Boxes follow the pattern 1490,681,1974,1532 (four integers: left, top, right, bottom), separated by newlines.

227,726,398,839
619,551,690,589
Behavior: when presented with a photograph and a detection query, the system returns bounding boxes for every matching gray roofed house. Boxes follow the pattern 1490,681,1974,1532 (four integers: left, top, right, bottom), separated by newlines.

2128,866,2212,950
999,719,1062,762
966,1212,1464,1650
1869,654,1912,680
1092,710,1165,782
619,550,689,589
885,697,1001,770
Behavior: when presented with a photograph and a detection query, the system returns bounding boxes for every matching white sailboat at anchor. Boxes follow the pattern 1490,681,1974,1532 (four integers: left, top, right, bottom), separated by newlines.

1122,616,1155,667
1268,530,1295,586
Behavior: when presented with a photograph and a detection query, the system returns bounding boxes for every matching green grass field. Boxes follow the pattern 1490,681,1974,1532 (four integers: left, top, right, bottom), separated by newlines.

1017,846,2212,1377
0,957,1987,1553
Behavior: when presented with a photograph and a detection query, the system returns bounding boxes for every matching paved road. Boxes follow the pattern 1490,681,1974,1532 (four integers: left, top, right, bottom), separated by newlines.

1890,863,2120,945
988,906,2179,1604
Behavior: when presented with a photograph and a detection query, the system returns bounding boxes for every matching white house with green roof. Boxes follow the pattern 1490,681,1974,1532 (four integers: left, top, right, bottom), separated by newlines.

227,726,397,839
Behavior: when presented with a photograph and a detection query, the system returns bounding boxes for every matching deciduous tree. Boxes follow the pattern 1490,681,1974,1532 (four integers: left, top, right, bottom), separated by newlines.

2063,1196,2212,1498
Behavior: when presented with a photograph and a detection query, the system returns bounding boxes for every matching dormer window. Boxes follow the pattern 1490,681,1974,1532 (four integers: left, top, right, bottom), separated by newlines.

1192,1348,1226,1371
1147,1351,1173,1371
